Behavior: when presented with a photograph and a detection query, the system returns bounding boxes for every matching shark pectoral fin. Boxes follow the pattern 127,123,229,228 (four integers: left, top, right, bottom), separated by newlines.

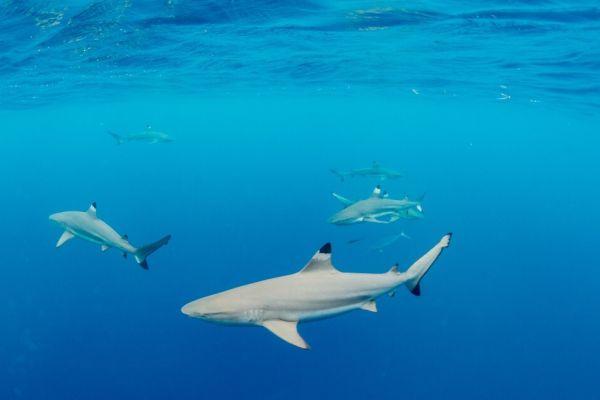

331,192,354,207
360,300,377,313
101,245,109,252
262,320,310,350
56,231,75,248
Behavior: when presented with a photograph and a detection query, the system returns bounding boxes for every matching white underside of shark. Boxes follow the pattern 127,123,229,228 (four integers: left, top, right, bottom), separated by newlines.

181,233,451,349
49,203,171,269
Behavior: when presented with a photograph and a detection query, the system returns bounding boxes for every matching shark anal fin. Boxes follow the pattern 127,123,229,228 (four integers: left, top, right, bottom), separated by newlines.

56,231,75,248
101,245,109,252
360,300,377,313
262,320,309,350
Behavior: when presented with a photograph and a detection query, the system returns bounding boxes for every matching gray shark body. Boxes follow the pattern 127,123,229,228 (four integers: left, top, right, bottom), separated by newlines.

108,127,174,144
49,203,171,269
331,162,402,181
328,186,424,225
182,234,451,349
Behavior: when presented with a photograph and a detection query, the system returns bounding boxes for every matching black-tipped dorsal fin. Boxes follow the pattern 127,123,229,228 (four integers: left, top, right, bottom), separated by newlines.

300,243,338,273
87,202,97,218
370,185,382,198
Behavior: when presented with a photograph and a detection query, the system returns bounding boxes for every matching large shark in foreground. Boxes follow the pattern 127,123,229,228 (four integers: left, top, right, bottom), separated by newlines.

108,126,174,144
328,186,424,225
49,203,171,269
181,233,451,349
331,161,402,181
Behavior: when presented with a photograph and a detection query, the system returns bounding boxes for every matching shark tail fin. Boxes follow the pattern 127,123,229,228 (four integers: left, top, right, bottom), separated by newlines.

108,131,125,145
134,234,171,270
404,233,452,296
330,169,345,182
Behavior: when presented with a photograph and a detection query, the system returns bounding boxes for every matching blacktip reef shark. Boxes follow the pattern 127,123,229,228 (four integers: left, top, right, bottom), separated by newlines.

331,161,402,181
182,233,452,349
49,203,171,269
108,126,174,144
328,185,424,225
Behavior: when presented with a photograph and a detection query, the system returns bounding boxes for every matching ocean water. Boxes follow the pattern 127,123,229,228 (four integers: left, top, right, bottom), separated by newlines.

1,1,600,399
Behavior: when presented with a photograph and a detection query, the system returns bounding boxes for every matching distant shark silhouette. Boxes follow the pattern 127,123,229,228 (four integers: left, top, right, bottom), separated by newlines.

49,203,171,269
370,231,412,253
328,185,423,225
331,161,402,181
108,126,174,144
182,234,452,349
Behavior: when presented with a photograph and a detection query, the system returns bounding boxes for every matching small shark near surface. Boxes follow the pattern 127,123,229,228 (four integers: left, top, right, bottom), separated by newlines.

108,126,174,144
328,185,424,225
49,203,171,269
331,161,402,181
182,234,452,349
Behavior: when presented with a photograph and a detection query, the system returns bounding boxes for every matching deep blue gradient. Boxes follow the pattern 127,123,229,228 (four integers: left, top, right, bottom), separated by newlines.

1,1,600,400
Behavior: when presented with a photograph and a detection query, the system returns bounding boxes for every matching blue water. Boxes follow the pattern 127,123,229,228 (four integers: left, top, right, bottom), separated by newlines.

1,1,600,399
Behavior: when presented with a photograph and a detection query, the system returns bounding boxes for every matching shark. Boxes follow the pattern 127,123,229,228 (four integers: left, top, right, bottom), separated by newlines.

328,185,424,225
49,203,171,269
331,161,402,181
108,126,174,144
181,233,452,349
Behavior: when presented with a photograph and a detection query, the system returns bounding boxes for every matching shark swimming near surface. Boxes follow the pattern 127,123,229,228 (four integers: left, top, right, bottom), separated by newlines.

108,126,174,144
49,203,171,269
328,185,424,225
181,233,452,349
331,161,402,181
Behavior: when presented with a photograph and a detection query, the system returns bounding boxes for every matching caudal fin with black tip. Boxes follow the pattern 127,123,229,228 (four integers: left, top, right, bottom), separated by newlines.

134,234,171,270
404,233,452,296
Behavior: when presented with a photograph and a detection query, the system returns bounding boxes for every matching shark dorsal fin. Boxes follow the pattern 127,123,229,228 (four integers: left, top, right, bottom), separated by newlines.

371,185,382,198
389,264,399,273
300,243,338,273
87,202,97,218
262,320,309,349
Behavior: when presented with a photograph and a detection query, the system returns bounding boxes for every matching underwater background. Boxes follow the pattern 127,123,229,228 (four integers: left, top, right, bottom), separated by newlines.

1,0,599,399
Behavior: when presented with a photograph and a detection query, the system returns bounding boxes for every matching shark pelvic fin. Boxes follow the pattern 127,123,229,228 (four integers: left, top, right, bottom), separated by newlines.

101,245,109,252
331,192,354,207
360,300,377,313
56,231,74,248
262,320,309,350
300,243,338,274
87,202,97,218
